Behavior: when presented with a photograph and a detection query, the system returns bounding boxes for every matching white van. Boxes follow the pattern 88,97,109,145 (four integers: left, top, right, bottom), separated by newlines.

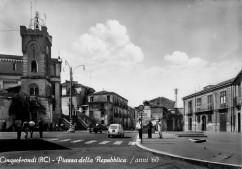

107,124,124,138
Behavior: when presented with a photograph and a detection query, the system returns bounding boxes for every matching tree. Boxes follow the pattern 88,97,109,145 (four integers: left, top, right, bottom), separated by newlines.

9,93,46,121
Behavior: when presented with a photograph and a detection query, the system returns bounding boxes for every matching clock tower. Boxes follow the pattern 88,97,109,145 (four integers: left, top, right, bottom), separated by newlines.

20,11,59,123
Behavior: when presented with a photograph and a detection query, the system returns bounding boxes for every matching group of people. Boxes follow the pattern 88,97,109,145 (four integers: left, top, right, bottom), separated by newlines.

136,118,163,139
14,118,44,140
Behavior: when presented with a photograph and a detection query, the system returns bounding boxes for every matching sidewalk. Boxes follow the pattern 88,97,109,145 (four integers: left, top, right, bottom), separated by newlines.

136,132,242,169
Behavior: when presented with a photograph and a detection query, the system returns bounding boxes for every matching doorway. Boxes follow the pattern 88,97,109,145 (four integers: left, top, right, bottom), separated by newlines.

220,113,227,132
188,118,192,131
202,115,206,131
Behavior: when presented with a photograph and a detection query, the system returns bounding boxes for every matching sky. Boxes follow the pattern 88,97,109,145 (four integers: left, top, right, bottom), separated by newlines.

0,0,242,107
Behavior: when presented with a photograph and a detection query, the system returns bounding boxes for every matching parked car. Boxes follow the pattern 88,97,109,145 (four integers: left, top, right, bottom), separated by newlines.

107,124,124,138
88,123,102,133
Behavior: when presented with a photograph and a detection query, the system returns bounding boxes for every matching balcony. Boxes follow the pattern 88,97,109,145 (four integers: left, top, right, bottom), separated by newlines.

233,97,241,110
219,103,227,109
207,104,213,111
233,97,241,106
187,109,193,116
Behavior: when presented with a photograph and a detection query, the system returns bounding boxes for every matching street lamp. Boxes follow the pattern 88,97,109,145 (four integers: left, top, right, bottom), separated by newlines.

65,60,85,132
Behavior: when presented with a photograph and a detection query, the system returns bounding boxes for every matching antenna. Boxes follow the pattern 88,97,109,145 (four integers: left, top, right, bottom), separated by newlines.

174,88,178,108
30,1,32,21
44,13,47,25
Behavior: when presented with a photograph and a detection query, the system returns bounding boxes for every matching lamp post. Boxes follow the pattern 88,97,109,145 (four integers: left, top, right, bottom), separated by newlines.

65,60,85,132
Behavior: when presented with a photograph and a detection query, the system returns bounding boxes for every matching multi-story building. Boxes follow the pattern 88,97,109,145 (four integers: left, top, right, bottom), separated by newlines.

0,12,62,130
87,90,128,128
183,78,235,132
232,70,242,132
61,80,95,116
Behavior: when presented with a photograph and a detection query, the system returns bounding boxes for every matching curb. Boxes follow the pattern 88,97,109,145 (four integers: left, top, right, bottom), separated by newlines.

135,134,242,169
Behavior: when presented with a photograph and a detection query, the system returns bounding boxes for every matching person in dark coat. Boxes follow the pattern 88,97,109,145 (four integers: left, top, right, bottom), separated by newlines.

38,118,44,138
29,119,35,138
14,119,22,140
22,119,29,139
147,120,153,138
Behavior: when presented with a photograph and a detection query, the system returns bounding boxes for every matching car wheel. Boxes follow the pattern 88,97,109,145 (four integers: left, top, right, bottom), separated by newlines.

108,135,110,138
100,131,102,133
122,134,124,138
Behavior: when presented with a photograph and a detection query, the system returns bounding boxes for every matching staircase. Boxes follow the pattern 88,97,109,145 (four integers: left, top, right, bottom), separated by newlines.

61,114,107,130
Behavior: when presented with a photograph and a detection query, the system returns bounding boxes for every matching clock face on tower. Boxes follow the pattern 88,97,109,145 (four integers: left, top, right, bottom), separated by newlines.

28,42,40,58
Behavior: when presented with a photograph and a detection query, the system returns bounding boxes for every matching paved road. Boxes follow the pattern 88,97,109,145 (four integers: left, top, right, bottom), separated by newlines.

0,131,207,169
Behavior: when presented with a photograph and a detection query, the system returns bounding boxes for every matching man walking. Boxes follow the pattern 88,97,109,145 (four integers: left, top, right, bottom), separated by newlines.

158,118,163,139
14,119,22,140
22,119,29,139
136,118,142,139
38,118,44,138
29,119,35,138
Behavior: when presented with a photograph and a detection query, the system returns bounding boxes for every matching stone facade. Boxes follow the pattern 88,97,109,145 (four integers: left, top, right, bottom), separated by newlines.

182,75,240,132
0,12,62,130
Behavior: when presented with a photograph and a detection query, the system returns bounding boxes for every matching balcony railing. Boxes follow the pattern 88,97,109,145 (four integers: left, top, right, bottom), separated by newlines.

207,104,213,110
219,103,227,109
187,109,193,115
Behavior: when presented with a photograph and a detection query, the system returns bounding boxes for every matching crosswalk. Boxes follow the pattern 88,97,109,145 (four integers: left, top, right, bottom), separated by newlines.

47,138,136,146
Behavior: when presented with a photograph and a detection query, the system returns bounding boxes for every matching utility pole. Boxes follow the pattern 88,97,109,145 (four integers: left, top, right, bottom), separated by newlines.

65,60,85,133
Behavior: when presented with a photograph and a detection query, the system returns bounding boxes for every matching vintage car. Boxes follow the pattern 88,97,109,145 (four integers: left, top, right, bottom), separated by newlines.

88,123,102,133
107,124,124,138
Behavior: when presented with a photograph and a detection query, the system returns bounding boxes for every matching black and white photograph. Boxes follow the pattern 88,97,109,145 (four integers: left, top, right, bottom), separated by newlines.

0,0,241,168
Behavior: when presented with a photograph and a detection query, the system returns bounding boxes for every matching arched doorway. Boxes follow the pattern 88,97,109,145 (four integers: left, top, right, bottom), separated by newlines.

202,115,206,131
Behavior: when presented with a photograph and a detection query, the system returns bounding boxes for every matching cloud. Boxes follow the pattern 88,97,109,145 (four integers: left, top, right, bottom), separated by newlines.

72,20,144,66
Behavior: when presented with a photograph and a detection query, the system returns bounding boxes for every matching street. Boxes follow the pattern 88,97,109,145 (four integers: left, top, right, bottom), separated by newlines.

0,131,206,169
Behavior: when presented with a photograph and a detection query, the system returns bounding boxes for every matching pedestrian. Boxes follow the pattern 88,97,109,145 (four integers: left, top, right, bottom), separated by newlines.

158,118,163,139
136,118,142,139
38,118,44,138
29,119,35,138
147,120,153,138
14,119,22,140
22,119,29,139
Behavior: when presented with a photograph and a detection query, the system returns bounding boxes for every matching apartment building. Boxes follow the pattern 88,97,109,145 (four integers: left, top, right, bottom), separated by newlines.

183,70,242,132
87,90,128,128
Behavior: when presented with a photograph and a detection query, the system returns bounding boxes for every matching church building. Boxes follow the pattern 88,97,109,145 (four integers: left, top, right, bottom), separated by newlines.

0,12,62,130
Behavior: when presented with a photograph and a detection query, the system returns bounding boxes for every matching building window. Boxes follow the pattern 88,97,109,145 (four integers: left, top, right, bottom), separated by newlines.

197,115,200,123
101,103,104,109
220,91,226,104
90,96,94,102
208,114,212,123
207,95,213,104
13,63,17,71
29,83,39,96
197,98,201,106
31,60,37,72
30,87,39,96
107,95,110,102
101,111,104,117
188,101,193,114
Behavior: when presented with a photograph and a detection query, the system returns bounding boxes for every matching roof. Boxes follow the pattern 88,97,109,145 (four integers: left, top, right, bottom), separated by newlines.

148,97,175,109
0,54,22,60
89,90,128,101
0,54,61,62
182,78,234,100
61,81,95,91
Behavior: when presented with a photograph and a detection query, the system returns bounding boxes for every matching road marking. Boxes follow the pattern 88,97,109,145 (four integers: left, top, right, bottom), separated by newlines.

85,140,97,144
99,141,110,144
113,141,123,145
59,139,71,142
49,138,59,141
71,140,83,143
131,142,136,145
